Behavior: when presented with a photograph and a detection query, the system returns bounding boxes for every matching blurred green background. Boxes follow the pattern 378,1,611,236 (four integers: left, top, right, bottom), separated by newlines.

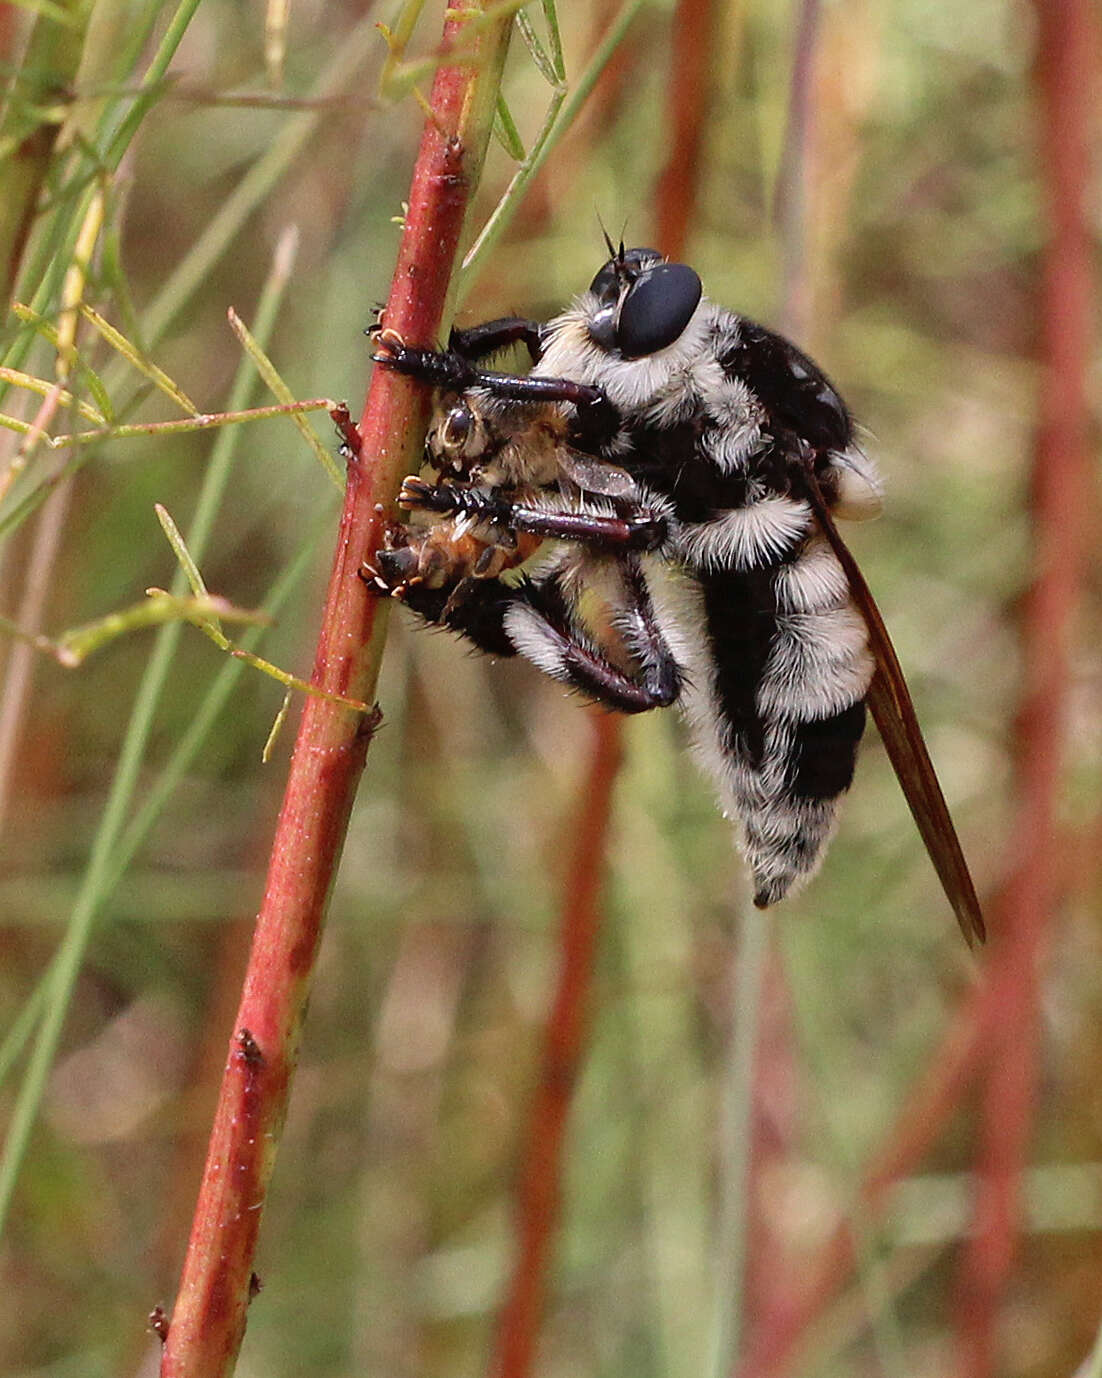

1,1,1099,1375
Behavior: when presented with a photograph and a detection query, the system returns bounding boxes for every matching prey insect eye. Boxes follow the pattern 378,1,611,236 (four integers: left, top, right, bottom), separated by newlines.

441,405,473,450
433,401,490,469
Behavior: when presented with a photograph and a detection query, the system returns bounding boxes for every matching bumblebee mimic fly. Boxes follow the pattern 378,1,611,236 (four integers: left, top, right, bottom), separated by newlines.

364,245,984,945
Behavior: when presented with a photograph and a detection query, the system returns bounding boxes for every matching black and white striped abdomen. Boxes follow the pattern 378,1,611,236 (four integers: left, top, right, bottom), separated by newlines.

672,474,877,906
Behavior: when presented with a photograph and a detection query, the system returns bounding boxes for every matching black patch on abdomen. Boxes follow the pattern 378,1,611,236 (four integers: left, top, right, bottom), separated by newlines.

787,700,867,800
700,567,777,764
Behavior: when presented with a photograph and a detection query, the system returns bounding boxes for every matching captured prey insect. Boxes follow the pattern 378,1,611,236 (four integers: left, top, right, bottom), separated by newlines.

366,247,985,944
371,371,652,609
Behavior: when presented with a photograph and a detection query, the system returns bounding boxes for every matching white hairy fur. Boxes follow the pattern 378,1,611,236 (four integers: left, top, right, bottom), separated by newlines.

502,603,572,680
675,496,812,572
773,537,851,613
756,607,874,721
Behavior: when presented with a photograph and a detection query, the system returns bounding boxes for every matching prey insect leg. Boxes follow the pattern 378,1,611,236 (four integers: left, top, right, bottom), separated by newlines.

365,556,683,715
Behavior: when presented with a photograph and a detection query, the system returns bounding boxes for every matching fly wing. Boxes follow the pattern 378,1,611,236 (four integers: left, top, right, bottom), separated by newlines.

799,466,986,947
556,446,639,500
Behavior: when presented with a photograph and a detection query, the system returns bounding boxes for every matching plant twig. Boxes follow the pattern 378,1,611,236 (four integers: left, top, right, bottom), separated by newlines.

490,710,623,1378
158,8,513,1376
952,1,1095,1371
0,397,337,448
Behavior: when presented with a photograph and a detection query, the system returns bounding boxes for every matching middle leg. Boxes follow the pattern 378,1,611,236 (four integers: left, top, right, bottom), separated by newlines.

397,476,670,553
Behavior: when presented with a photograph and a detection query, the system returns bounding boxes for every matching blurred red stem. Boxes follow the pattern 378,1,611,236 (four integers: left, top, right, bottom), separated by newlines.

774,0,821,338
489,11,711,1370
733,940,1021,1377
654,0,715,257
159,11,511,1376
953,0,1095,1370
490,712,623,1378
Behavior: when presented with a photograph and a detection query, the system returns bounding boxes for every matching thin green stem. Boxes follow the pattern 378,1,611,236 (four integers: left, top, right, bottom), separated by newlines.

456,0,643,299
711,899,769,1376
0,230,302,1237
781,921,907,1373
3,0,202,339
0,0,87,302
99,0,207,170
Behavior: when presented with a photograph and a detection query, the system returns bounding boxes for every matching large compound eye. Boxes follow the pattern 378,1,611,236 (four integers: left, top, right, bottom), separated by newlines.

432,401,488,472
616,262,702,358
440,404,473,452
589,259,619,300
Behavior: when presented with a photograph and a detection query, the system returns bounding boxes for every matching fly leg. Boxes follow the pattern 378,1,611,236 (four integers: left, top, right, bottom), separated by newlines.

372,333,621,449
397,476,669,553
501,557,683,713
448,317,544,365
363,553,683,714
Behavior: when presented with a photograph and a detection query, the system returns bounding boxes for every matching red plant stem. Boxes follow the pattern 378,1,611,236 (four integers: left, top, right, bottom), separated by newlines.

774,0,822,339
159,12,512,1377
654,0,715,257
732,945,1028,1378
490,710,623,1378
953,1,1096,1371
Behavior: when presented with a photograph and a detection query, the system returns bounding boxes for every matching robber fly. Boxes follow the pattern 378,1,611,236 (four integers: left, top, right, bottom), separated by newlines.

367,246,984,945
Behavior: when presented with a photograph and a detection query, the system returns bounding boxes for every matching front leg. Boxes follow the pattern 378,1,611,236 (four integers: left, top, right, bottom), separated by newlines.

398,476,669,553
449,317,544,364
373,333,621,449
